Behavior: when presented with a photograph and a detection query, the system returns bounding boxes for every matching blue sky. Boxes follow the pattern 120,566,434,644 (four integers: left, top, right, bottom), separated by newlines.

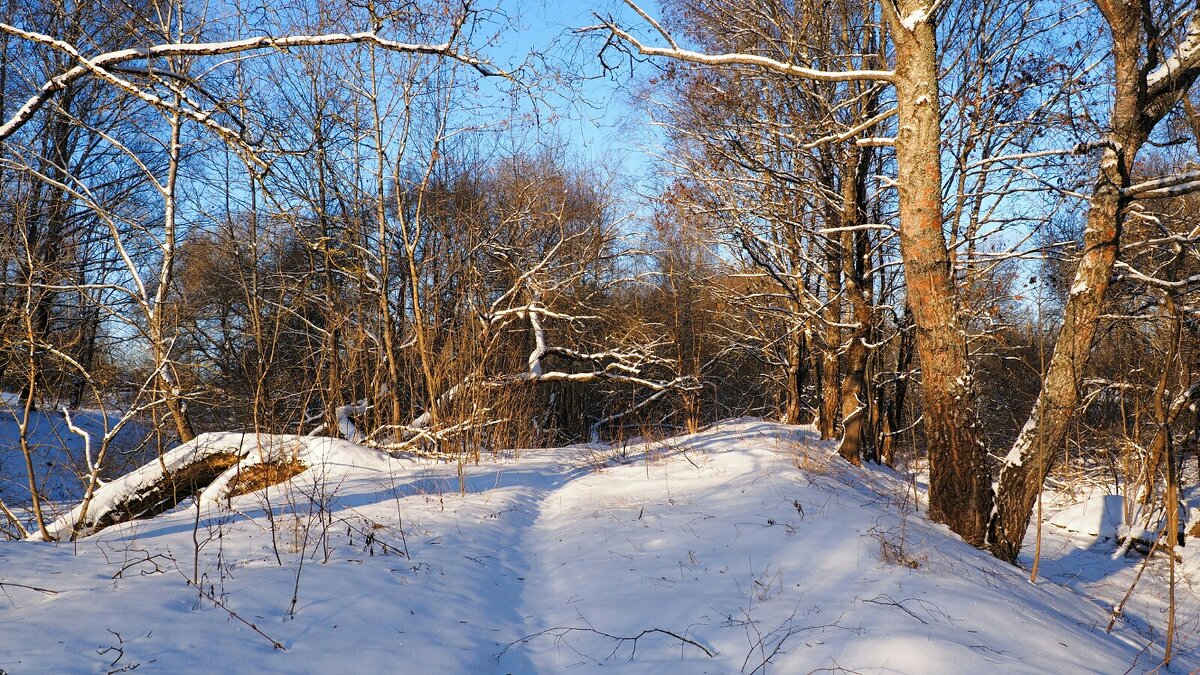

475,1,667,192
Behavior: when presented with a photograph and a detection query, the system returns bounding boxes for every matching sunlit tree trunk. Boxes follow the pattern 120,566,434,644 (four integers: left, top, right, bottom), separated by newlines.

988,0,1200,561
838,144,874,464
884,0,991,545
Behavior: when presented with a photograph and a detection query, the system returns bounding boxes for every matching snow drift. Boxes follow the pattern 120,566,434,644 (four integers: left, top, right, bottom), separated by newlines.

1,420,1195,673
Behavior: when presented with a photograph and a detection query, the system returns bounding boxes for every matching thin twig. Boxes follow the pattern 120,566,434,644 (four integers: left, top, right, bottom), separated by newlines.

0,581,59,595
497,626,715,661
183,572,286,650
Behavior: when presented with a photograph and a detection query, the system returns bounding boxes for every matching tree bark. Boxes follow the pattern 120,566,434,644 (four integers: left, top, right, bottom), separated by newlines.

884,1,991,546
882,305,914,465
987,0,1200,561
19,92,75,412
817,237,842,439
156,106,195,444
784,328,809,424
837,144,874,464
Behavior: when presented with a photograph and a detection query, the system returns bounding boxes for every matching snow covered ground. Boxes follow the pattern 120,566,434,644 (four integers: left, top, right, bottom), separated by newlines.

1,419,1196,673
0,393,153,510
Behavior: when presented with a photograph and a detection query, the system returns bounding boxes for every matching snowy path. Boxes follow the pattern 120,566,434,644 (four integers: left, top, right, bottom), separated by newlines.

1,420,1196,673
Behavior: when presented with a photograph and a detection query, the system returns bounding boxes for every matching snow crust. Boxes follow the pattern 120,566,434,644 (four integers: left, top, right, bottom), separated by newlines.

2,420,1196,672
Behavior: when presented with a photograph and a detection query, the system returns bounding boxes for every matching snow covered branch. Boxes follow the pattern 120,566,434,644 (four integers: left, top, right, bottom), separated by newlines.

581,3,893,83
0,23,506,142
1124,166,1200,199
1114,261,1200,290
61,407,100,486
1145,9,1200,95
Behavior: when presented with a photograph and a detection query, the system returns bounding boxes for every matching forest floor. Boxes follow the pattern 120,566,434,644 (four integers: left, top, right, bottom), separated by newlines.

1,418,1198,673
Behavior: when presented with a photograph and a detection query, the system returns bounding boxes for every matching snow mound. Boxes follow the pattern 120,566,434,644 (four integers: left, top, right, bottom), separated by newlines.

1048,493,1127,540
1048,493,1183,546
31,432,395,541
1,420,1194,673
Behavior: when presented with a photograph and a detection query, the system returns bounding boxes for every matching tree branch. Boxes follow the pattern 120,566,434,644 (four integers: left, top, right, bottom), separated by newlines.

580,14,893,83
0,23,506,141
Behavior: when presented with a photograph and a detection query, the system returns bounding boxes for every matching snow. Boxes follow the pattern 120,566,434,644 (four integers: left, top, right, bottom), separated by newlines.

1003,416,1038,469
899,8,929,31
31,432,392,541
1044,492,1170,545
335,400,368,443
1146,13,1200,89
1048,493,1127,539
0,397,151,511
1,420,1196,672
1024,486,1200,662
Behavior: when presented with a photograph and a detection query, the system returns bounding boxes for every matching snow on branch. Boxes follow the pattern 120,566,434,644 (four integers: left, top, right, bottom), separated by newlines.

1124,167,1200,200
801,109,898,150
29,432,253,540
1146,9,1200,94
336,399,370,443
357,300,700,453
34,432,390,540
61,407,101,487
1169,382,1200,418
0,23,507,142
498,303,700,442
510,304,692,391
898,7,929,31
891,0,946,31
1114,261,1200,290
581,3,893,83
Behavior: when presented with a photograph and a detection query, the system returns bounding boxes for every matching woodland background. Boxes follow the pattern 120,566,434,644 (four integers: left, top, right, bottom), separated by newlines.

0,0,1197,566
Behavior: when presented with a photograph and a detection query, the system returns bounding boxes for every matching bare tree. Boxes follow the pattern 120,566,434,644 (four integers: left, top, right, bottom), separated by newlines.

587,0,992,544
989,3,1200,561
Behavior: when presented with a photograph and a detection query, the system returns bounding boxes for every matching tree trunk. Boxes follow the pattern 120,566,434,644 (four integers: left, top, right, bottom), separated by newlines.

885,1,991,546
20,97,75,412
784,328,809,424
986,0,1188,561
156,107,195,444
817,243,842,439
1141,292,1184,507
987,185,1123,560
837,145,874,464
880,304,915,466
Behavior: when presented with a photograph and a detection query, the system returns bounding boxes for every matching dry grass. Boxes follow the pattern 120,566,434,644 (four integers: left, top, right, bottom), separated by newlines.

868,524,924,569
782,438,832,476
